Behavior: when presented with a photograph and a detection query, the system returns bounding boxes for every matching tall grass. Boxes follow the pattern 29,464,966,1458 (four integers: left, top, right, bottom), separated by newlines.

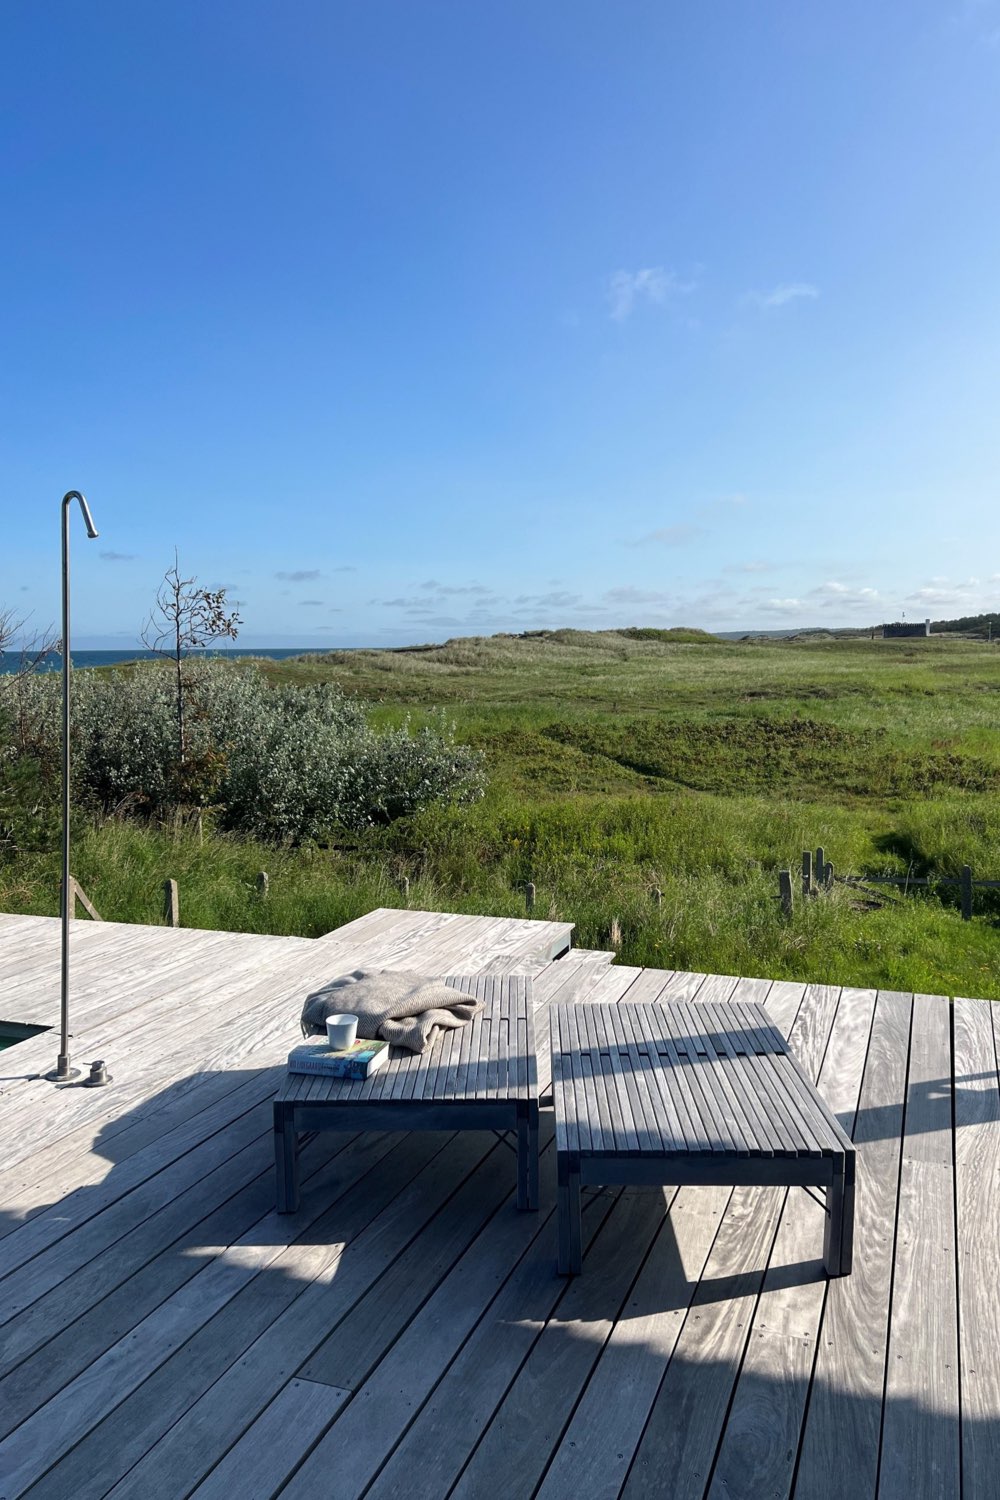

3,631,999,998
3,785,998,997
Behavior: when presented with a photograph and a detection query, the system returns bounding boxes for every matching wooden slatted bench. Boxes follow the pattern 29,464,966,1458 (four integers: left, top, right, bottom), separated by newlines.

274,974,539,1213
550,998,855,1276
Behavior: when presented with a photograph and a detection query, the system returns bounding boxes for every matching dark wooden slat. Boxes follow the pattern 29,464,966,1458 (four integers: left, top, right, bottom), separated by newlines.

642,1004,724,1153
604,1004,666,1153
659,1004,735,1153
700,1001,799,1155
677,1001,766,1156
629,1002,705,1154
616,1003,683,1151
552,1001,848,1166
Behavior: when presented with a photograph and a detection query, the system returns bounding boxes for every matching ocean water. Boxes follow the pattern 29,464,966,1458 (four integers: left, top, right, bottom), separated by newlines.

0,647,337,675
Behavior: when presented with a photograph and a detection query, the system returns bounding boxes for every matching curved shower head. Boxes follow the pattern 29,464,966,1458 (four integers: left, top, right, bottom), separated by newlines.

63,489,99,539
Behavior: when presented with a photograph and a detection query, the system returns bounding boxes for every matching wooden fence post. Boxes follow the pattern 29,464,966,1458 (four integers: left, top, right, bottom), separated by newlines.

816,847,826,887
961,865,973,921
802,851,813,899
651,887,663,908
163,878,180,927
525,881,536,914
399,875,410,902
63,876,103,921
255,872,269,899
826,861,835,890
779,870,793,918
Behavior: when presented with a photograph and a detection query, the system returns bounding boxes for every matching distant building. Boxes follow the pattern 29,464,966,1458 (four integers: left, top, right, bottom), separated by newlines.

882,619,930,638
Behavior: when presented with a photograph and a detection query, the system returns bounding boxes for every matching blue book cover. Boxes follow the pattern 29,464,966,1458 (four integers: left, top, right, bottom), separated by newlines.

287,1039,390,1080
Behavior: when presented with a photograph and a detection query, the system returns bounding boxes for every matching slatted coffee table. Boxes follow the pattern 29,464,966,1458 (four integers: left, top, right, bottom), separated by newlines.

274,974,539,1213
550,999,855,1276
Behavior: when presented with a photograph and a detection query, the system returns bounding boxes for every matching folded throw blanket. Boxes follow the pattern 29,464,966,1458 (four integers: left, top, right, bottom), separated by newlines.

300,970,483,1055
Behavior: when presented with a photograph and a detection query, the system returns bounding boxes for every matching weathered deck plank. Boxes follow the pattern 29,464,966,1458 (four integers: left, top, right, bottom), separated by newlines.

879,992,961,1499
705,986,875,1499
0,913,988,1500
187,1377,351,1500
620,980,843,1500
794,990,912,1500
954,994,1000,1494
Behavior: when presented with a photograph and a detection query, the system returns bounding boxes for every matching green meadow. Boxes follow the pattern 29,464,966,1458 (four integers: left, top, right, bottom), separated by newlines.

4,628,1000,998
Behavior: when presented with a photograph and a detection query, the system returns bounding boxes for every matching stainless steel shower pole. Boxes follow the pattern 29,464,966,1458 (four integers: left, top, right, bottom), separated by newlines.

48,490,98,1084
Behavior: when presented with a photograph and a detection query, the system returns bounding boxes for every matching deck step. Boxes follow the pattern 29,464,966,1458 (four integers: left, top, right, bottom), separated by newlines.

556,948,615,970
316,908,574,967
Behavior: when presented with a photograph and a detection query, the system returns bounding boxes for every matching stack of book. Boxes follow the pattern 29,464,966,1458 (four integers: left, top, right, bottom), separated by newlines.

286,1038,390,1081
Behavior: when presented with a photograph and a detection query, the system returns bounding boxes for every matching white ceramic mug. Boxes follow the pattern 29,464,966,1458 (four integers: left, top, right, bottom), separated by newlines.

326,1013,359,1051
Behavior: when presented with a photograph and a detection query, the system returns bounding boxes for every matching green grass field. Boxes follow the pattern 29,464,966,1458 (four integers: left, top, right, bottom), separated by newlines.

4,628,1000,997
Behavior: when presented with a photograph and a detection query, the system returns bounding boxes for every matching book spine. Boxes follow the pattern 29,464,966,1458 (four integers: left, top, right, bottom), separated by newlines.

288,1060,373,1079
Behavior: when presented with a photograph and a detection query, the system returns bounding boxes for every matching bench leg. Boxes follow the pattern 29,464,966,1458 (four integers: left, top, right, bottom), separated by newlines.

516,1100,540,1211
557,1153,582,1274
274,1102,299,1214
823,1156,854,1276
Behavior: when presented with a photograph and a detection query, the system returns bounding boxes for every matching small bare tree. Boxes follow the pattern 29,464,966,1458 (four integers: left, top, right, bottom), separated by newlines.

0,607,59,662
141,554,241,762
0,608,60,752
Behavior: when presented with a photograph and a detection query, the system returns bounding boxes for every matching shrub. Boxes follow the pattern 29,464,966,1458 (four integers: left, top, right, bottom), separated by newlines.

1,661,486,843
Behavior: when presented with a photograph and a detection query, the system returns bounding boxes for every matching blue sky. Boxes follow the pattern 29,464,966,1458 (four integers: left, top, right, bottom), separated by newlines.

2,1,1000,647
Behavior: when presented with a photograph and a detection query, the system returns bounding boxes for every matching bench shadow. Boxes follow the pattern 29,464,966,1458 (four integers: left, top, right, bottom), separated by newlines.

0,1050,988,1499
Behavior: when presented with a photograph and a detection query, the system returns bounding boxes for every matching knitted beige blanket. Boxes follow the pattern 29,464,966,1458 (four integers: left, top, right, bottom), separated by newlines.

300,970,482,1054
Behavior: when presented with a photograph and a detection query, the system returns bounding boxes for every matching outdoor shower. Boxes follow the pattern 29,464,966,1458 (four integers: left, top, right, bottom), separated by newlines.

47,490,99,1083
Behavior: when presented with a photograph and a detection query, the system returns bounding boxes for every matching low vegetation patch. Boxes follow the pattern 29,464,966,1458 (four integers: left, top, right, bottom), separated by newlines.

0,660,485,848
3,629,999,998
543,715,997,799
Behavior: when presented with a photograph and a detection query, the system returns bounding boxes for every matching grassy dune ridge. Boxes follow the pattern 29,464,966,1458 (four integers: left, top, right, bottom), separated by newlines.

3,628,1000,997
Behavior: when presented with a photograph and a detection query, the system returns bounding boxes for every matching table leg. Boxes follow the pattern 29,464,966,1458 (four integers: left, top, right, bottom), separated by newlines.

823,1156,854,1276
516,1099,539,1210
558,1152,582,1274
274,1101,299,1213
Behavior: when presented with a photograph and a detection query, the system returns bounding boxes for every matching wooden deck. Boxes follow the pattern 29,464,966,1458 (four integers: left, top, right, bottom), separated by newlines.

0,907,996,1499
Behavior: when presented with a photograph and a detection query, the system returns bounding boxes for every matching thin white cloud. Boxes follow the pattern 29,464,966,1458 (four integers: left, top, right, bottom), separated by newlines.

809,581,882,610
746,282,819,310
700,493,748,515
627,524,704,548
603,586,675,606
907,587,958,605
419,579,496,597
760,598,805,615
514,591,582,609
608,267,696,321
276,569,321,582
